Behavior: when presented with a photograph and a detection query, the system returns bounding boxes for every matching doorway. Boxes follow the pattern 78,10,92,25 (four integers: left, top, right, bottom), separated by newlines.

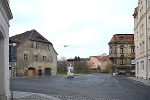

44,68,51,76
38,69,42,76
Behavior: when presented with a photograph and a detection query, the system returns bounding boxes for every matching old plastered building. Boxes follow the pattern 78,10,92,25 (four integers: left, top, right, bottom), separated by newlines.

89,53,111,72
0,0,13,99
108,34,135,74
9,29,58,77
133,0,150,79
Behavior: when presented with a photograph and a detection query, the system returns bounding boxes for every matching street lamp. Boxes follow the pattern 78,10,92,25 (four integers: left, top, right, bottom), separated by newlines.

9,42,17,99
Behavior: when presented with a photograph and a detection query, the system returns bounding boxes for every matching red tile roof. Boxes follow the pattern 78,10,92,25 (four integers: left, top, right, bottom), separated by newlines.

108,34,134,44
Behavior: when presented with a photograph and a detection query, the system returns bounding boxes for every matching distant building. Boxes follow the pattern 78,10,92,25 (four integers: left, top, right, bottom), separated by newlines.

0,0,13,99
108,34,135,74
89,53,111,72
133,0,150,79
9,29,58,77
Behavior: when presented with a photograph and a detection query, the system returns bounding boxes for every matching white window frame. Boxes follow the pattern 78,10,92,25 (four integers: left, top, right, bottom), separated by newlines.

36,43,39,49
120,48,124,53
49,56,53,63
149,38,150,49
142,42,144,52
140,43,142,53
46,45,49,51
120,59,124,64
34,55,38,61
30,41,34,48
43,56,46,62
131,47,135,53
24,54,28,61
137,62,139,74
41,44,44,50
140,61,144,70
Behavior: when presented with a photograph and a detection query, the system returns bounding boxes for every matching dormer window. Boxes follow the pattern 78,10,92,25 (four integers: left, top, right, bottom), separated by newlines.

120,36,124,42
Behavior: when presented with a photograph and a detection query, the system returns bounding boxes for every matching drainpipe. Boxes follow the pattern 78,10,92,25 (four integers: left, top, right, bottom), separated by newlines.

146,0,148,79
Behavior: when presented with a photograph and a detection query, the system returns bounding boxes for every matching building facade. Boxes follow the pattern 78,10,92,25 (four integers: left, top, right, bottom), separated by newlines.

108,34,135,74
133,0,150,79
89,53,111,72
0,0,13,99
9,29,58,77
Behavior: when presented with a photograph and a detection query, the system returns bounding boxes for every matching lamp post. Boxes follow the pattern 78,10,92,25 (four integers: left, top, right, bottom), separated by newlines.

10,42,17,99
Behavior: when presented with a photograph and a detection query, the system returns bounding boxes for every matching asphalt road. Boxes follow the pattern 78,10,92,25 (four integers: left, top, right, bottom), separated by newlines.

12,74,150,100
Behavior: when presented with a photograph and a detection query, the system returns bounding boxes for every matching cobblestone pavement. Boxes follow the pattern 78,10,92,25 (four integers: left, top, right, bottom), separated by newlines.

12,74,150,100
14,94,123,100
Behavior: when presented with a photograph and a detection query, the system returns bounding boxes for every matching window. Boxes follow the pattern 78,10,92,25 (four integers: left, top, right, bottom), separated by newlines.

140,24,144,35
120,59,124,64
109,47,113,54
30,41,34,48
149,38,150,49
49,56,53,62
131,47,135,53
34,55,38,61
46,45,49,51
120,37,124,42
142,42,144,52
43,56,46,62
137,62,139,74
24,54,28,61
149,59,150,70
141,61,144,70
41,44,44,50
36,43,39,49
120,48,124,53
137,31,138,38
140,43,142,53
148,16,150,28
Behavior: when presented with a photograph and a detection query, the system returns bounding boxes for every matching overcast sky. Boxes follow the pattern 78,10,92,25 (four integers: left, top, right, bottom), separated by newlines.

9,0,138,59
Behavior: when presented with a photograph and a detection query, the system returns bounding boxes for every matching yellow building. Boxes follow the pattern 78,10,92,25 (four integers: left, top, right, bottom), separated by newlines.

9,29,58,77
108,34,135,74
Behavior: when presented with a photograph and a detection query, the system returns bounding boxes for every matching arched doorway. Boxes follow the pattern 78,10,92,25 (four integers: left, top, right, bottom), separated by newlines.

38,69,42,76
44,68,51,76
27,67,35,77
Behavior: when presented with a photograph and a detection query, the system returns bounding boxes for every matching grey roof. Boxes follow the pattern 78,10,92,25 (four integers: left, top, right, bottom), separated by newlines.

10,29,53,47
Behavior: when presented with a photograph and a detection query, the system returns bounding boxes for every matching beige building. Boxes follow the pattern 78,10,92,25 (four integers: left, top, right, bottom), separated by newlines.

89,53,111,72
9,29,58,77
108,34,135,74
133,0,150,79
0,0,13,99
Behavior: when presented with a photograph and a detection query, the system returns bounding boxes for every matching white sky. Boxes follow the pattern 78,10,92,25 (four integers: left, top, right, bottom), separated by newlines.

9,0,138,59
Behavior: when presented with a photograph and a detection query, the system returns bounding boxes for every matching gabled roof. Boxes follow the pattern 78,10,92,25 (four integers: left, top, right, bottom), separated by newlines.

10,29,52,47
108,34,134,44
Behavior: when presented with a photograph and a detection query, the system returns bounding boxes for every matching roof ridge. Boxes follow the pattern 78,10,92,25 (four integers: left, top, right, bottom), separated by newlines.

29,30,34,40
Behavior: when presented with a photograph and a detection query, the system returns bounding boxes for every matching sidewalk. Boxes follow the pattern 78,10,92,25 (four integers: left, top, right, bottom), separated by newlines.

127,77,150,86
13,91,62,100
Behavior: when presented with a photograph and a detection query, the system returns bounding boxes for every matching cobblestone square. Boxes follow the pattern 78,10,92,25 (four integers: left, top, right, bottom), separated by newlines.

12,74,150,100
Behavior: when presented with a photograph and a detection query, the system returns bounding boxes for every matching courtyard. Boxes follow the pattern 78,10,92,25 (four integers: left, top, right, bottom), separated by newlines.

12,74,150,100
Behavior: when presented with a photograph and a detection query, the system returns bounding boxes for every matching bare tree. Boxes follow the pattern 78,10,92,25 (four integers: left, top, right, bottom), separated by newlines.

57,57,67,72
